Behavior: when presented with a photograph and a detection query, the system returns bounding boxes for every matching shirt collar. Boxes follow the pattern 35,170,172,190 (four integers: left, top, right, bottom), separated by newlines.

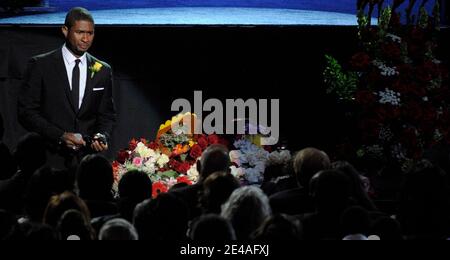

62,44,87,65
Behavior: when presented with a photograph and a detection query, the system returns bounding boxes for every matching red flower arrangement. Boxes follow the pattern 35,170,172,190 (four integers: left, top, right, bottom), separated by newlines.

325,0,449,171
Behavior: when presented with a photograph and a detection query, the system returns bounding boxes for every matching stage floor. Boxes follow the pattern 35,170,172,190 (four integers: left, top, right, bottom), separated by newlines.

0,7,375,26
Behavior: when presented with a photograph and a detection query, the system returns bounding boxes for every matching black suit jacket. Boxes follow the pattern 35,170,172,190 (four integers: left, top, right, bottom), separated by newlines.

18,48,116,147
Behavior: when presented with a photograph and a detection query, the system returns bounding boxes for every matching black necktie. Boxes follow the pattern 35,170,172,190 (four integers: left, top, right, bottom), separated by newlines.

72,59,81,112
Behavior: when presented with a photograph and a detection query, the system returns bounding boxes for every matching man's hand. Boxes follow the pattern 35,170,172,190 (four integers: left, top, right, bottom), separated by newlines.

61,132,86,150
91,133,108,152
91,140,108,152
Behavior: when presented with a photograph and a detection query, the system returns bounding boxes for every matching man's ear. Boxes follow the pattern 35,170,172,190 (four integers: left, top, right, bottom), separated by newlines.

61,26,68,38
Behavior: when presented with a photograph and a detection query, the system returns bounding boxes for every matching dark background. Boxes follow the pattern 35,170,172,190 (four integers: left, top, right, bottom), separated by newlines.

0,25,449,159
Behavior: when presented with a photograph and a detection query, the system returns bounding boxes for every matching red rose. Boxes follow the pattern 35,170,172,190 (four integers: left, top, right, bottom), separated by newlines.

116,149,130,164
190,144,203,159
218,138,230,148
147,141,159,150
176,162,192,174
350,52,371,70
389,11,401,27
207,134,220,144
197,136,208,149
140,138,148,145
403,102,423,121
128,139,138,151
169,159,181,169
176,175,193,186
152,182,168,198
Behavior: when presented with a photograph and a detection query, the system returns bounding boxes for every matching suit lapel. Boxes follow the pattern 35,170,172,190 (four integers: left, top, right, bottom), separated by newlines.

78,54,94,116
53,50,77,113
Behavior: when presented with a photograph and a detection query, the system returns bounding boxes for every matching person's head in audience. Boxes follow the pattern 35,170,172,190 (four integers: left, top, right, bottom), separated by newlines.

398,159,450,239
99,218,138,240
170,182,189,191
118,170,152,221
24,223,58,240
43,191,91,228
332,161,376,211
119,170,152,201
263,150,292,182
340,206,370,240
189,214,236,241
133,192,189,240
25,166,74,222
57,209,95,240
0,142,16,180
221,186,272,240
0,210,23,240
293,148,330,190
252,214,303,241
309,169,351,214
77,154,114,201
13,132,47,174
371,216,403,240
199,171,240,214
197,144,230,182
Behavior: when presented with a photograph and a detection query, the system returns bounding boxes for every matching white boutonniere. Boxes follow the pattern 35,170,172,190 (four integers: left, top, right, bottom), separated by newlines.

89,61,103,78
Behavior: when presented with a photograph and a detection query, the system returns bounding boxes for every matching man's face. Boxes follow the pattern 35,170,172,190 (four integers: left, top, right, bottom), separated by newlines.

62,20,95,57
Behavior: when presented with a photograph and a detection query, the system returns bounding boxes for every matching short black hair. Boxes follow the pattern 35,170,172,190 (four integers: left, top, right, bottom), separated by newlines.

64,7,94,29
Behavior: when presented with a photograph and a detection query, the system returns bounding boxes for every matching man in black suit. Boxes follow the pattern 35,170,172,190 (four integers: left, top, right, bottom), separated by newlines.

18,7,116,166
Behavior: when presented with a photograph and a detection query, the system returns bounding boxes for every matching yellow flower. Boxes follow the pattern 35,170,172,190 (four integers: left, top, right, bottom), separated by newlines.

89,61,103,78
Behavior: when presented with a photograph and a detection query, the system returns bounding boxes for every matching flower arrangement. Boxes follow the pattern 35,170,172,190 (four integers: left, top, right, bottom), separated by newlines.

324,0,449,171
113,112,229,197
229,136,291,185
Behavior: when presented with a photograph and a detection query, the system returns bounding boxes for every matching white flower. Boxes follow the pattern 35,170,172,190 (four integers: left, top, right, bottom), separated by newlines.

378,88,401,106
373,60,399,77
230,166,245,179
187,164,199,182
432,58,441,64
229,150,243,166
135,142,155,158
245,168,263,184
156,154,169,168
386,33,402,43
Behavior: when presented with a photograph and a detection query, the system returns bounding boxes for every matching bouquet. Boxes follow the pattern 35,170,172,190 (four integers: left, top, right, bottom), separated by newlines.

113,112,229,197
324,0,449,171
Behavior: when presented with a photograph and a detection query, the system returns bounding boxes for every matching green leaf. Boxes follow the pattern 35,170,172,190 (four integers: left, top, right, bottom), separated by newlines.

159,170,178,178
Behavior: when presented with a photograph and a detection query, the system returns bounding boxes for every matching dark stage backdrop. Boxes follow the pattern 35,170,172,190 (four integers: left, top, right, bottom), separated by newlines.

0,25,449,160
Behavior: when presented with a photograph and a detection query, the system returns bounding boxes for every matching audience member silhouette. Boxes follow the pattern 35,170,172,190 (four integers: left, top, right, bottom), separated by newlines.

99,218,139,240
0,133,46,214
0,209,24,240
252,213,303,241
189,214,236,241
171,144,231,220
134,192,189,240
43,191,91,228
332,161,377,211
24,166,74,223
340,206,370,240
118,170,152,222
57,209,96,240
261,151,297,196
76,154,117,218
270,147,330,215
370,216,403,240
221,186,272,240
199,171,240,215
300,169,351,240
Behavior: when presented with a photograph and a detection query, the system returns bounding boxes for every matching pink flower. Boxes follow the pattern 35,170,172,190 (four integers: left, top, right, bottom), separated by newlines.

132,157,143,167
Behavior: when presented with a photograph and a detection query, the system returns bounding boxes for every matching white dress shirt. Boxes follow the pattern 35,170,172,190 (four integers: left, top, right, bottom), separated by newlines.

62,44,87,109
